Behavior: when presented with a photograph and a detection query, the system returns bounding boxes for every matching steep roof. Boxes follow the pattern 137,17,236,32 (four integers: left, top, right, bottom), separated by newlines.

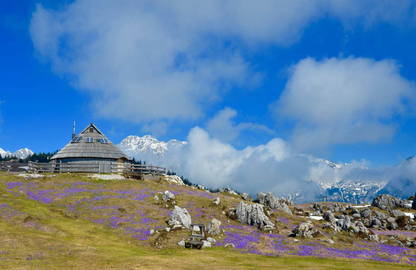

51,123,129,160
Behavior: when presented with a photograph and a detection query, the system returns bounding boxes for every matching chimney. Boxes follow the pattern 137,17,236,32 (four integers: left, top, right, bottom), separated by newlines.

72,121,76,139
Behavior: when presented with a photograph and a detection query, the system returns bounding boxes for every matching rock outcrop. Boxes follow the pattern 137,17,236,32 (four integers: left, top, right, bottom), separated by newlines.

292,221,318,238
234,202,275,230
257,192,292,214
372,194,405,210
207,218,222,235
212,197,221,206
168,206,192,229
161,175,184,186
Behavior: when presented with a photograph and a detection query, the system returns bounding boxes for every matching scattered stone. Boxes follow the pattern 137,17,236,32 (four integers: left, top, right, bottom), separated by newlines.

196,184,207,190
162,191,176,203
325,238,335,244
202,240,212,248
224,243,235,248
167,206,192,229
178,240,185,247
206,237,216,244
374,211,388,220
360,208,372,219
337,216,353,231
372,194,405,210
207,218,222,235
220,187,239,196
368,234,379,242
241,193,250,201
225,208,238,220
323,211,336,223
150,229,155,235
292,221,318,238
354,221,370,237
257,192,292,214
162,175,185,185
370,218,382,228
390,209,404,218
386,217,398,230
212,197,221,206
235,202,275,230
165,227,171,232
322,222,341,232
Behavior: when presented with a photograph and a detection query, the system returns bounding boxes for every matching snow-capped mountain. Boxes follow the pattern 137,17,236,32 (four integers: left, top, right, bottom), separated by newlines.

13,148,34,159
305,157,386,203
119,135,186,164
0,147,34,159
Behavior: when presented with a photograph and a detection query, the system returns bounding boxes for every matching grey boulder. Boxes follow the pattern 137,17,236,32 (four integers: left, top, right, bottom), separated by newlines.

168,206,192,229
372,194,405,210
236,202,275,230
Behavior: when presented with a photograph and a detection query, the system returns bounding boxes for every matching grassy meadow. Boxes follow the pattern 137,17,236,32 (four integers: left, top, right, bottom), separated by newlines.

0,172,414,269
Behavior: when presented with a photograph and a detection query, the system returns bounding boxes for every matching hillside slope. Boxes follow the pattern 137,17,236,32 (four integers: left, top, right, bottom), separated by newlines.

0,172,414,269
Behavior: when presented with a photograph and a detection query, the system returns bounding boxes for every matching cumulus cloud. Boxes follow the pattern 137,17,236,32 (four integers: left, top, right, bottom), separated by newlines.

157,127,323,201
275,57,415,151
124,127,382,202
30,0,416,124
206,107,274,143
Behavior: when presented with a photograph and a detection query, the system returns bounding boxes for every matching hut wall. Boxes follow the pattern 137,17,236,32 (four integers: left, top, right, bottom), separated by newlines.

53,158,130,173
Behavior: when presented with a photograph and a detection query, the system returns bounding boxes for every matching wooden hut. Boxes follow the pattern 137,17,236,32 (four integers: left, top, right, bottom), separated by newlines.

50,123,130,173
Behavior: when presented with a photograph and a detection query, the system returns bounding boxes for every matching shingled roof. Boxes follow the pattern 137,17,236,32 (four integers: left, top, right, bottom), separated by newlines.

51,123,129,160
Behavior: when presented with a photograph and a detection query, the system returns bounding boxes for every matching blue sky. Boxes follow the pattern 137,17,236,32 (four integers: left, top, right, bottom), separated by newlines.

2,1,416,167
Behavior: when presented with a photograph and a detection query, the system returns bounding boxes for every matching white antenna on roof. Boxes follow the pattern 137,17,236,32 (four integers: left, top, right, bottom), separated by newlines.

72,121,76,139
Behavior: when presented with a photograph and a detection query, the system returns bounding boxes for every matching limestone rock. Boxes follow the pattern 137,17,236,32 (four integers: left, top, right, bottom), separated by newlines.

323,211,336,223
241,193,250,201
206,237,216,244
372,194,405,210
168,206,192,229
370,218,382,228
162,175,185,186
368,234,379,242
207,218,222,235
336,216,355,231
292,221,318,238
202,240,212,248
360,208,372,219
257,192,292,214
178,240,185,247
390,209,404,217
212,197,221,206
386,217,398,230
220,187,238,196
235,202,275,230
162,190,176,202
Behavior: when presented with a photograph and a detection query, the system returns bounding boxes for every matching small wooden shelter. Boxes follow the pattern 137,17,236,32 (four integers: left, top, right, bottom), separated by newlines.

50,123,130,173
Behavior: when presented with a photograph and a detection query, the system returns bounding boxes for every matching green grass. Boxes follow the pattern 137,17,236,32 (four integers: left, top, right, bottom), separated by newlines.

0,172,414,269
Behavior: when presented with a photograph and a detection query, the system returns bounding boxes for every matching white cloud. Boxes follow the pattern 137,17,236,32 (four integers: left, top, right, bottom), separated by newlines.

30,0,416,124
126,127,323,201
206,107,273,143
275,57,415,151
